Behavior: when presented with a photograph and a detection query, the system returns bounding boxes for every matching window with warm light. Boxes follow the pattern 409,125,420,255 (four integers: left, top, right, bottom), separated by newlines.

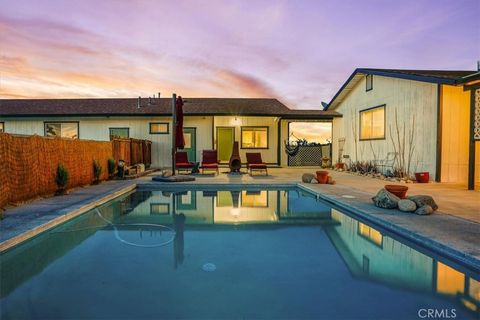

357,222,383,247
45,122,79,139
0,122,4,133
241,127,268,149
360,105,385,140
436,262,465,295
149,122,169,134
241,190,268,207
109,128,129,140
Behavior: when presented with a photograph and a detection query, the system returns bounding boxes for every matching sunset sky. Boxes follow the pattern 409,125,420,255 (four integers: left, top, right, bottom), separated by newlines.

0,0,478,109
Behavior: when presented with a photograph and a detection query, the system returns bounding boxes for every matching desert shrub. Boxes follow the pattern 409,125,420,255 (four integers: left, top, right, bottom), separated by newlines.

93,160,103,183
107,159,116,176
55,164,70,191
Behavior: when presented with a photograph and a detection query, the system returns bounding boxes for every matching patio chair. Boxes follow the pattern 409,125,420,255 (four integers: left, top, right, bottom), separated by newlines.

200,150,219,174
375,152,397,174
175,152,195,174
246,153,268,176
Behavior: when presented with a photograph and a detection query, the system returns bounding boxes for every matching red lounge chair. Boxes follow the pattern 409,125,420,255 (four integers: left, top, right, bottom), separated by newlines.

200,150,219,174
246,153,268,176
175,152,194,174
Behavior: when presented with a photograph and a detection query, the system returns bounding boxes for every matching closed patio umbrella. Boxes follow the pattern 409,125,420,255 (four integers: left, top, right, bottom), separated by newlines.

175,96,185,149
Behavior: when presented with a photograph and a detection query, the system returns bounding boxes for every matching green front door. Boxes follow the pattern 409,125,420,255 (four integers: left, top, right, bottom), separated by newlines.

182,127,196,162
217,127,234,162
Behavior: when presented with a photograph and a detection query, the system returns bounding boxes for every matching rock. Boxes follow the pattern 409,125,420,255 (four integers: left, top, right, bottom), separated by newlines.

302,173,315,183
328,179,336,185
162,170,173,177
408,195,438,211
310,178,318,184
415,205,434,215
327,176,333,184
372,189,400,209
398,199,417,212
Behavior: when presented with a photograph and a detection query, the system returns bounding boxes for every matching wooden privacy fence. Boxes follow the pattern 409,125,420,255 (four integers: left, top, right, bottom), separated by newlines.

112,138,152,168
0,133,112,209
0,134,152,209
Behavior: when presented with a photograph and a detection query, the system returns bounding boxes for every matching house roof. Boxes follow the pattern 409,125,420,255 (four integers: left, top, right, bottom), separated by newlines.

0,98,341,118
326,68,480,110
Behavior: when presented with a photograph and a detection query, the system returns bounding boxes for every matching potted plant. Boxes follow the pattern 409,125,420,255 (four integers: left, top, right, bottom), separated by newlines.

107,159,116,179
55,164,69,195
384,185,408,199
415,172,429,183
316,170,329,184
93,160,103,184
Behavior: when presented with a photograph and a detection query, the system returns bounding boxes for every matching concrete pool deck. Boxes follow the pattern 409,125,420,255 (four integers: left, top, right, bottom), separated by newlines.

1,168,478,270
0,181,136,251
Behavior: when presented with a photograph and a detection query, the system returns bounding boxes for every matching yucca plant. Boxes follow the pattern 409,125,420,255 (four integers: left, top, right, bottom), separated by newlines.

55,164,69,195
93,160,103,184
107,159,116,178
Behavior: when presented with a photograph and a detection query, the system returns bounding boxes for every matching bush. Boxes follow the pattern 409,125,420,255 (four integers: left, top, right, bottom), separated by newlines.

93,160,103,183
348,161,378,174
55,164,69,192
107,159,116,176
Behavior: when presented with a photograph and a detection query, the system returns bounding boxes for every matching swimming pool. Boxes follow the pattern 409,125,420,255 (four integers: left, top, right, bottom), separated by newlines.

1,187,478,319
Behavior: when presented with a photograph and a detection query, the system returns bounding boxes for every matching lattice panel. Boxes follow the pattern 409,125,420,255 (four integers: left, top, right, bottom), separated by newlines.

288,144,331,166
475,89,480,141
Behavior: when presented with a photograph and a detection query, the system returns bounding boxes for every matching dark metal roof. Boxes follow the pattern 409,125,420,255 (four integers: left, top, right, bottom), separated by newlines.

0,98,341,118
326,68,480,110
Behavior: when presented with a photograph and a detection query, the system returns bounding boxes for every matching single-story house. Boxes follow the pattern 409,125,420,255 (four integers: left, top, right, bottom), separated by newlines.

0,98,340,168
326,68,480,190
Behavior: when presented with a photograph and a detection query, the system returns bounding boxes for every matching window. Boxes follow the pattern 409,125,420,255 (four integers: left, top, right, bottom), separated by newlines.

358,222,383,247
241,190,268,207
359,105,385,140
109,128,129,140
241,127,268,149
150,203,170,215
366,74,373,91
45,122,79,139
0,122,4,133
149,122,169,134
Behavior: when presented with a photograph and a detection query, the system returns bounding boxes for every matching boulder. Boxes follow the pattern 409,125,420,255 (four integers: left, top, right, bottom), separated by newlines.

398,199,417,212
408,195,438,211
310,178,318,184
372,188,400,209
415,205,434,215
302,173,315,183
162,170,173,177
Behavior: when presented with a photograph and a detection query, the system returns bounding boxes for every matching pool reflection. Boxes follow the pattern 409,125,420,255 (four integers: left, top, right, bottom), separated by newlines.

1,188,478,317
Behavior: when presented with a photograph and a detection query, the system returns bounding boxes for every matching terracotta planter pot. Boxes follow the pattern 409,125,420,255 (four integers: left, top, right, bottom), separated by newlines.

415,172,429,183
316,170,329,184
335,163,345,170
384,185,408,199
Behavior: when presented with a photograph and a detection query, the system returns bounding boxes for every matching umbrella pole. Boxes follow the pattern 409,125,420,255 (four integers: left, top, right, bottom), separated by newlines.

171,93,177,175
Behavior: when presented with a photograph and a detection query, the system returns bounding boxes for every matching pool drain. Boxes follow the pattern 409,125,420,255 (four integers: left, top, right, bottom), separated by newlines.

202,263,217,272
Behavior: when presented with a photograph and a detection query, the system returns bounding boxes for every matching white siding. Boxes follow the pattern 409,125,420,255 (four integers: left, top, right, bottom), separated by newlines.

213,116,279,164
0,116,213,168
331,75,438,179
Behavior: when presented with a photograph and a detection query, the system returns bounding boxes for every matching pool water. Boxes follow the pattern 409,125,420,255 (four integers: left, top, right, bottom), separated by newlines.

1,188,478,319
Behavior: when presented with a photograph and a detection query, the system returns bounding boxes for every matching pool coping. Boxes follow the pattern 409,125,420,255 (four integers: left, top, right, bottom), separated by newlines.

0,184,136,253
2,181,479,274
297,183,480,273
